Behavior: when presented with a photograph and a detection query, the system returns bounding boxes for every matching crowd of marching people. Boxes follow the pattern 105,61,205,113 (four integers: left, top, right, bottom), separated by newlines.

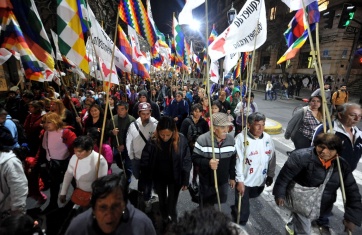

0,76,361,235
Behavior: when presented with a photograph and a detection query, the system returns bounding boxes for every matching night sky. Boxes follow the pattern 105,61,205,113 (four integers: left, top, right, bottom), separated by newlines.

150,0,204,36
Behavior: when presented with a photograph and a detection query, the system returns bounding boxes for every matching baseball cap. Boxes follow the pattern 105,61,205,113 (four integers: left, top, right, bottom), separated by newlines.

138,102,152,112
212,112,233,126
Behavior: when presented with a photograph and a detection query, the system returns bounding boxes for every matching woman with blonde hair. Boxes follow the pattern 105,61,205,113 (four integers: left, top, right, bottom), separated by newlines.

50,99,76,127
35,112,77,213
140,116,191,224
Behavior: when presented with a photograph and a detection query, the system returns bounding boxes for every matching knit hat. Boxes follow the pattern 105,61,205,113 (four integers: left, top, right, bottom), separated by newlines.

212,112,233,126
138,102,152,112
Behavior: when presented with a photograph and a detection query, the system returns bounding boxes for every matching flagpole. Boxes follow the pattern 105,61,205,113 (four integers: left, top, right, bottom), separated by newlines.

236,15,259,224
300,2,349,234
85,3,120,175
204,0,221,211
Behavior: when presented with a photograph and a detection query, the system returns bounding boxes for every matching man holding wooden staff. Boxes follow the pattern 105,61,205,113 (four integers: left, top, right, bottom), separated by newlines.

192,112,236,208
234,112,276,225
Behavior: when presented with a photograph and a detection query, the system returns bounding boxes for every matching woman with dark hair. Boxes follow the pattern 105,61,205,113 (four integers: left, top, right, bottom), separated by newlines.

167,207,242,235
0,214,43,235
273,133,362,234
87,127,113,174
103,95,118,120
59,136,108,207
65,174,156,235
23,100,44,156
285,95,324,149
83,103,105,134
140,116,192,224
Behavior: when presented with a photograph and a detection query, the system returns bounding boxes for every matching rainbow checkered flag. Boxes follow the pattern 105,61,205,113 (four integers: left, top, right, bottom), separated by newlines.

119,0,157,47
173,16,184,67
57,0,89,73
0,7,44,81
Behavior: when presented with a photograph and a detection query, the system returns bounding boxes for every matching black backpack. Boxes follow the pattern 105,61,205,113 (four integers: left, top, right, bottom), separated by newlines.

10,119,27,145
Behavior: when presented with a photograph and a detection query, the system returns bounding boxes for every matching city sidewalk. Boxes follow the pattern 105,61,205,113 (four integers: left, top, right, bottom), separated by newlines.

251,84,362,130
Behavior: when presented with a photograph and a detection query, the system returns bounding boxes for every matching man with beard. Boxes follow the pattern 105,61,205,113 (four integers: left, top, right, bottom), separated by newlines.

192,112,236,208
233,112,276,225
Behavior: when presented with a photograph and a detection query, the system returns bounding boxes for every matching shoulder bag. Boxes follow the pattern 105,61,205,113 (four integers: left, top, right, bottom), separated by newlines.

71,158,92,207
284,164,334,220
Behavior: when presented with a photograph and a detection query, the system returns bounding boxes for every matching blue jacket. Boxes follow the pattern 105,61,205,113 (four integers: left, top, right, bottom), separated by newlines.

168,99,189,127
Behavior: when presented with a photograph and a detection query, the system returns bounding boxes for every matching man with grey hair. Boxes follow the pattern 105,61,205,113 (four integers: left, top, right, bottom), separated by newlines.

312,102,362,230
313,102,362,171
192,112,236,208
233,112,276,225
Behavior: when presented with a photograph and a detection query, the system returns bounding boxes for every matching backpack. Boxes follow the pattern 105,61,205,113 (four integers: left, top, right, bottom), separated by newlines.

10,119,27,145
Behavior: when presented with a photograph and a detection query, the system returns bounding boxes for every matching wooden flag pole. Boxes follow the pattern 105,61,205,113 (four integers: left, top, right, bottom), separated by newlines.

301,2,349,234
205,0,221,211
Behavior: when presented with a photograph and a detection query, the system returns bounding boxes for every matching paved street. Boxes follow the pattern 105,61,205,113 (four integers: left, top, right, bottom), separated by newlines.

26,89,362,234
175,90,362,235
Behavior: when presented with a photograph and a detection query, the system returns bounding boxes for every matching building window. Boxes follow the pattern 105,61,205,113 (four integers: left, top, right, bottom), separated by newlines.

322,49,329,57
270,7,277,20
298,52,314,69
341,49,348,58
261,56,270,67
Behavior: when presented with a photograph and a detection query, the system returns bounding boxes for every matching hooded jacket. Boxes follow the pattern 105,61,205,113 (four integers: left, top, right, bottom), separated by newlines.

132,90,161,121
0,151,28,214
226,87,241,117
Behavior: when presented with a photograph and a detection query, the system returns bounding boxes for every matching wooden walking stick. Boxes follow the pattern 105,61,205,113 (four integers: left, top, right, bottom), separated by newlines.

300,1,351,233
205,0,221,211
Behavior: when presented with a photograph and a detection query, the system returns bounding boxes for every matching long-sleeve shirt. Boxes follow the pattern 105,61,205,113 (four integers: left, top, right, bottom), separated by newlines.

60,150,107,195
126,117,158,160
235,130,276,187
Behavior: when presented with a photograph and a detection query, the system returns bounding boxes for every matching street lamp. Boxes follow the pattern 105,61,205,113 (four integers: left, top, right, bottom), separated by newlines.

227,2,237,25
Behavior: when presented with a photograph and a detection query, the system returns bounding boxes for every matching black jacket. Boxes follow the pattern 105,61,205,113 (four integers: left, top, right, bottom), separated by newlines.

140,134,192,186
273,147,362,226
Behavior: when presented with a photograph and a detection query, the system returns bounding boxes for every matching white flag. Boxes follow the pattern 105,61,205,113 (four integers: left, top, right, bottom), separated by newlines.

50,30,63,61
128,25,144,62
0,48,12,65
281,0,316,11
99,57,118,85
179,0,205,25
209,61,219,83
208,0,267,61
88,7,132,75
223,52,240,73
